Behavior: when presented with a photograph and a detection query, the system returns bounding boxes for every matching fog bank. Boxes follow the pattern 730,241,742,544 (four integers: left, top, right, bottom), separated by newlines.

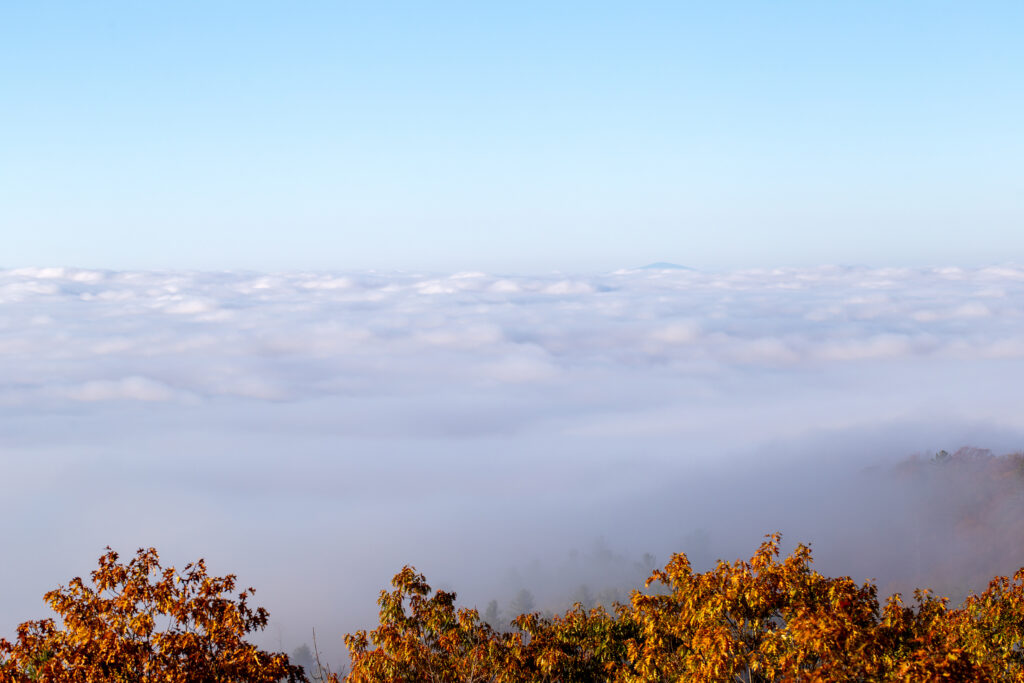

2,264,1024,665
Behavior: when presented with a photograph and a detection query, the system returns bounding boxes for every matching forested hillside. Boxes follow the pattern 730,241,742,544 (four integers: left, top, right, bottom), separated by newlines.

880,447,1024,602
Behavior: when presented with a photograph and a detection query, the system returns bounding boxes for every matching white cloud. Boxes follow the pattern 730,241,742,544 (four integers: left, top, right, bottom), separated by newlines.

542,280,595,295
489,279,521,293
414,324,505,350
58,376,180,402
299,276,354,291
480,346,558,384
951,302,992,318
162,299,216,315
650,322,701,345
2,264,1024,407
816,334,916,361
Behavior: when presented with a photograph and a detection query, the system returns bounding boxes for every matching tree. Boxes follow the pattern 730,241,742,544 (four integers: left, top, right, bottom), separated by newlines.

570,584,595,611
344,535,1024,682
344,566,506,683
621,533,984,681
0,547,304,683
291,644,315,676
344,566,632,683
9,537,1024,681
508,589,536,618
482,600,502,630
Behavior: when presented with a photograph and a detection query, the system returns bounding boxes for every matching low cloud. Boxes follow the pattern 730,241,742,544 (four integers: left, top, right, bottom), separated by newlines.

2,265,1024,409
57,376,182,403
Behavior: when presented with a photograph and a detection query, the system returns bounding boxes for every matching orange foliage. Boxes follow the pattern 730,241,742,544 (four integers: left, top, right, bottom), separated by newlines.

0,547,304,683
5,536,1024,681
346,535,1024,682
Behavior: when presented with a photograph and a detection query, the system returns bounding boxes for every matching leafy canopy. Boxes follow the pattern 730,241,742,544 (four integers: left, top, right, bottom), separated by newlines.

0,547,304,683
6,535,1024,681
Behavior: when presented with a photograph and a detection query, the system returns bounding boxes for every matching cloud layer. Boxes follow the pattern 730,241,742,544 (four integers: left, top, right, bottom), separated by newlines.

3,264,1024,663
4,265,1024,407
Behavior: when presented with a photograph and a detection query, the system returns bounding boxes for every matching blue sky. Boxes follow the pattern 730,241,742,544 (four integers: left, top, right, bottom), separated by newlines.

2,2,1021,272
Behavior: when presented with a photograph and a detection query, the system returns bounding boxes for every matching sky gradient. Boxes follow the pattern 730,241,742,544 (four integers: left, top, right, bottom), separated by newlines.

3,2,1022,271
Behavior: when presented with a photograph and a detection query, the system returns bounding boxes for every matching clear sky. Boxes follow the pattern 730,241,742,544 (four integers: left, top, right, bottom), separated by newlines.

2,1,1021,272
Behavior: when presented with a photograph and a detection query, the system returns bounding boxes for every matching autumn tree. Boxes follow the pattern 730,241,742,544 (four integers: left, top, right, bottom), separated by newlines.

344,566,508,683
620,533,992,681
8,536,1024,682
0,547,305,683
344,565,636,683
344,535,1024,682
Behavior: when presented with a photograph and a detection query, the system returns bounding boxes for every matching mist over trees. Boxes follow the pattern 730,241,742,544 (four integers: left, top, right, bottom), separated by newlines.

462,447,1024,632
5,448,1024,681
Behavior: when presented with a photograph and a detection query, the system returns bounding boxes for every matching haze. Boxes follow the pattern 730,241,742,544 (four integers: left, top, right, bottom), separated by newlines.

3,264,1024,665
